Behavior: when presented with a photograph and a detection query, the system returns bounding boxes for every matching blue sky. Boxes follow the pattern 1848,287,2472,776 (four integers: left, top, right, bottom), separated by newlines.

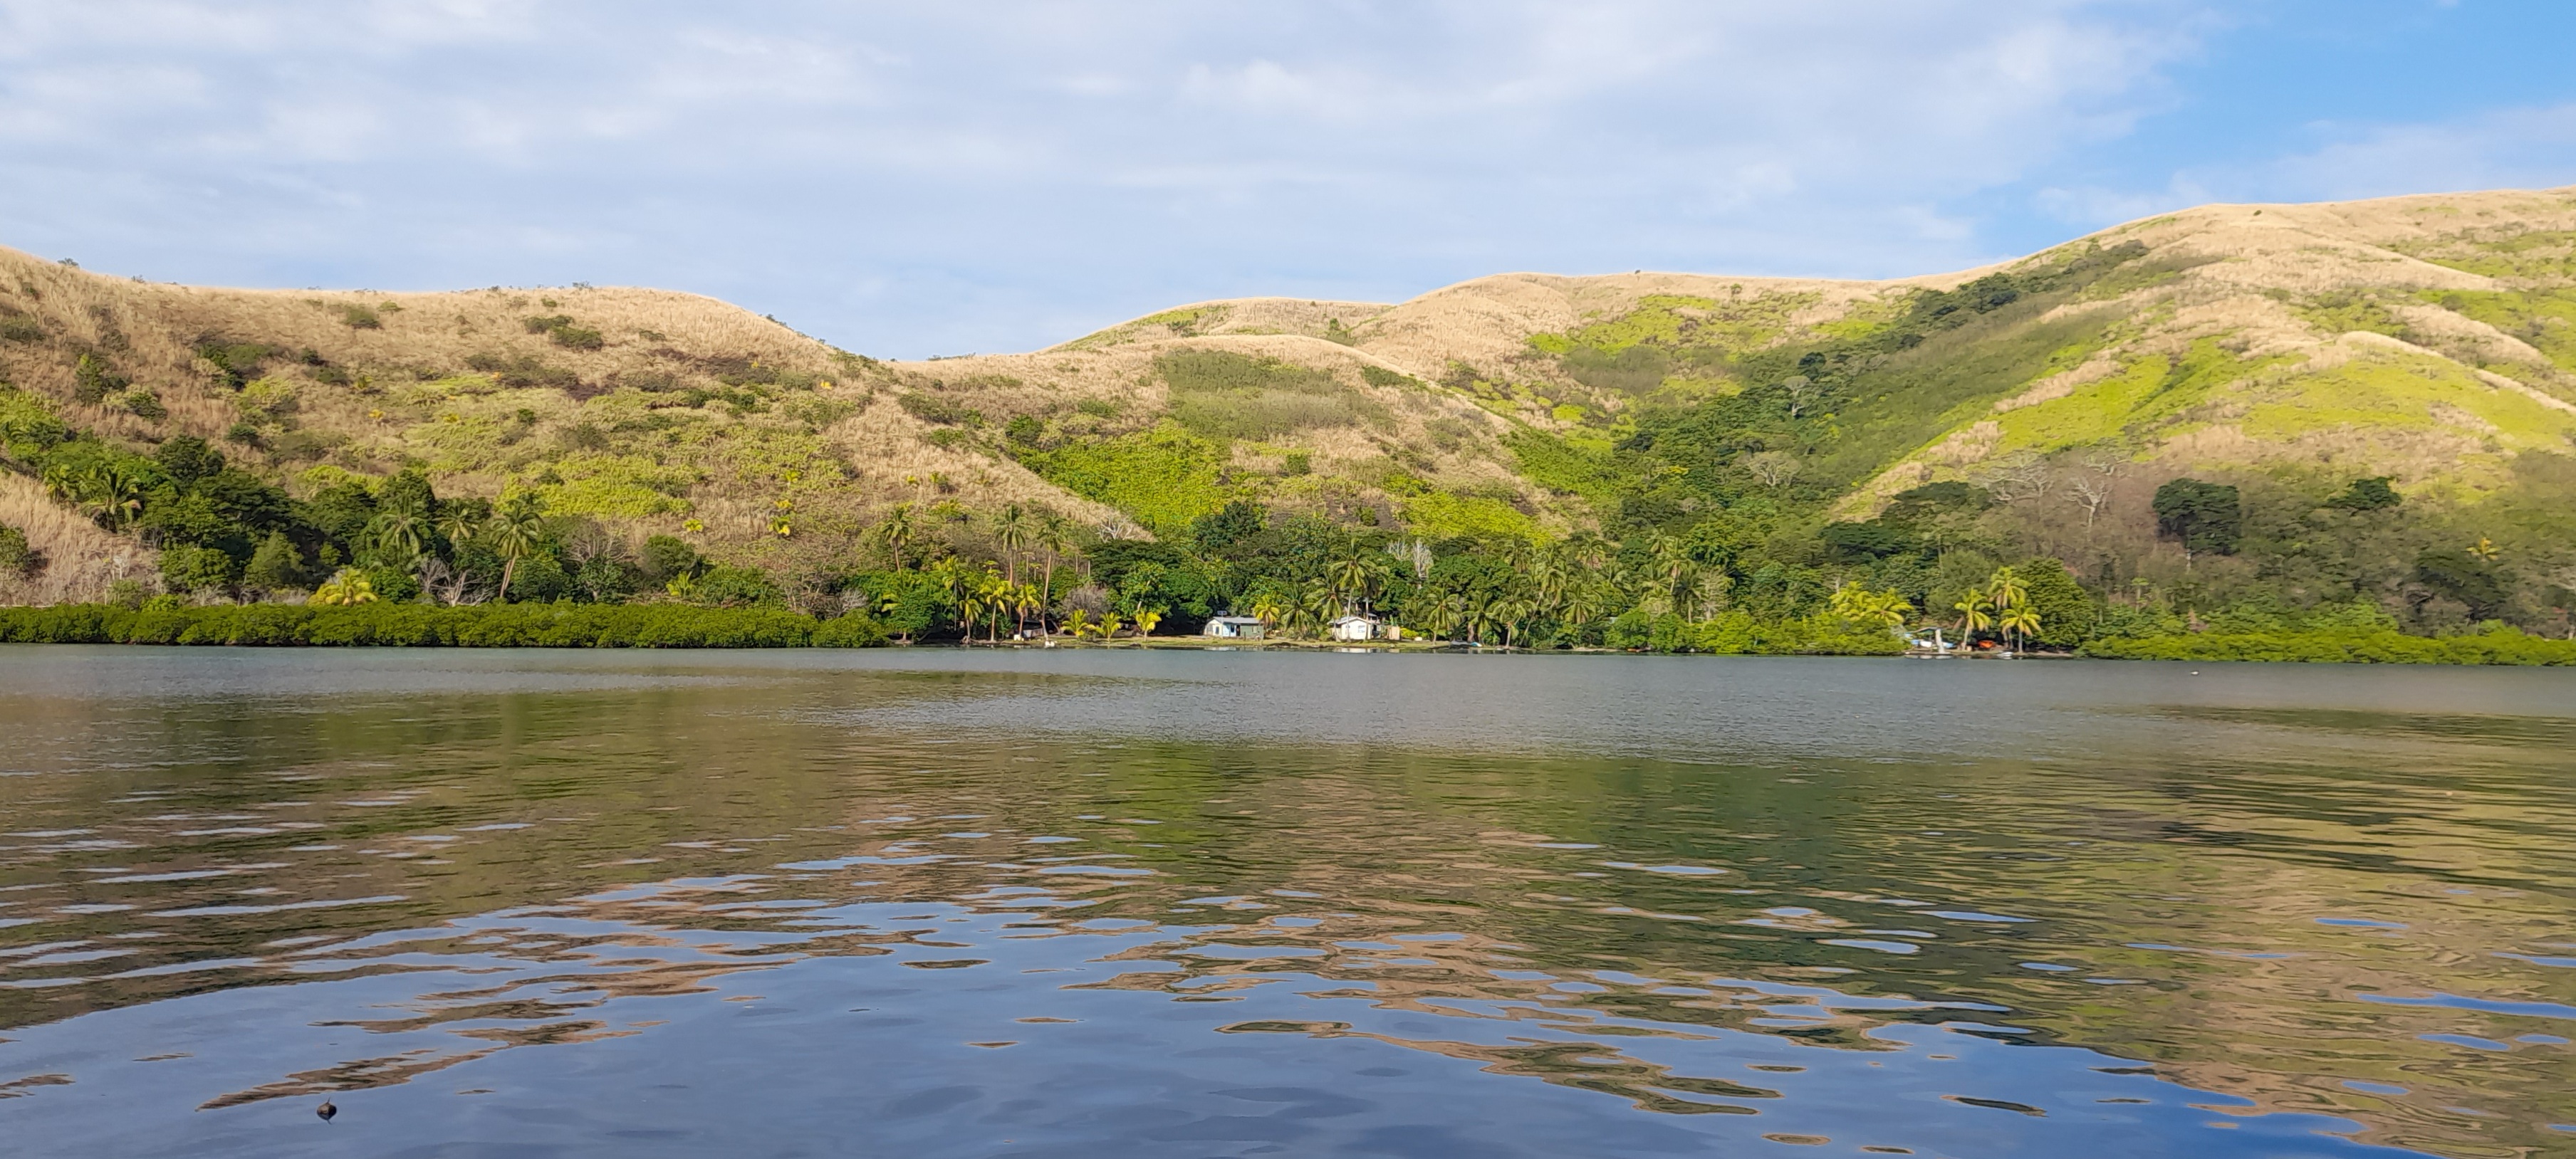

1,1,2570,359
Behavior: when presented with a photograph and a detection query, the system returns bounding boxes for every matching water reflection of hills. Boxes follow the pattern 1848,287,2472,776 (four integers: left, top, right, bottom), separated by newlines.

2,653,2571,1157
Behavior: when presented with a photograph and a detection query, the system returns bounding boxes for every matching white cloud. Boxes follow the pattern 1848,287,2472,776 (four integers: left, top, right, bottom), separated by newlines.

0,0,2226,356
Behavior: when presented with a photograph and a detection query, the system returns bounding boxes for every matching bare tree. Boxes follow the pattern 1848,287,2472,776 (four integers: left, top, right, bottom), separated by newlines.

1986,451,2053,504
2067,450,2123,528
1779,375,1821,419
1744,450,1801,488
418,557,486,606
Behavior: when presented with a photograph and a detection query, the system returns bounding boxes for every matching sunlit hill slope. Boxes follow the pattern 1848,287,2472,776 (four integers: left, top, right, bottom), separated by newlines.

4,184,2575,606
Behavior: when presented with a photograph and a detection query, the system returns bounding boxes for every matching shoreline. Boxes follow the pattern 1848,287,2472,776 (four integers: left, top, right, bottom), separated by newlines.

1,602,2571,666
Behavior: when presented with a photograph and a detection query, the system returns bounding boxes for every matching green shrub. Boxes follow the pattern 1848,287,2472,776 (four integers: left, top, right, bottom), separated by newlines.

0,523,39,578
548,325,605,351
2078,626,2576,665
194,341,274,389
340,304,382,330
241,531,307,591
1601,609,1904,656
813,610,891,647
0,386,71,451
1157,350,1371,441
120,389,166,421
898,392,979,426
0,603,882,649
73,354,129,405
1019,424,1234,535
686,565,783,607
640,535,702,584
159,544,236,593
0,314,43,342
464,352,580,391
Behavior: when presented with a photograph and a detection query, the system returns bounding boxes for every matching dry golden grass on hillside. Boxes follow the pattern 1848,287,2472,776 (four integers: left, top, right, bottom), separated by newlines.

895,328,1563,531
0,472,154,603
11,183,2576,587
1826,186,2576,517
0,243,981,580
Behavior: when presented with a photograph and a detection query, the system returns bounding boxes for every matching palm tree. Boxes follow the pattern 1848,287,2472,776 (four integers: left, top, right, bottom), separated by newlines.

969,564,1010,642
1009,582,1042,640
1492,594,1535,648
1953,590,1993,644
366,509,424,564
38,461,79,503
434,505,479,550
78,463,145,530
1034,509,1073,632
1560,582,1605,636
1535,547,1575,617
1097,611,1124,641
1248,590,1289,632
1645,531,1693,612
874,503,917,570
1566,532,1612,574
994,503,1030,587
1436,592,1471,644
1986,566,2028,617
1061,608,1093,639
308,567,378,607
1998,603,2042,654
1293,581,1336,639
959,583,989,644
924,555,974,635
1464,592,1498,644
484,498,544,603
1327,550,1375,614
1830,582,1912,632
1131,607,1164,637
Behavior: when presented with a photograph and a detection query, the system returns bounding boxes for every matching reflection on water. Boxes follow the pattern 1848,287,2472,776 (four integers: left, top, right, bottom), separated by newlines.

1,648,2571,1158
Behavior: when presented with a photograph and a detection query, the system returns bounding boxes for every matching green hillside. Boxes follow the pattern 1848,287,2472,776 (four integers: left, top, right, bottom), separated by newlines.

4,186,2575,655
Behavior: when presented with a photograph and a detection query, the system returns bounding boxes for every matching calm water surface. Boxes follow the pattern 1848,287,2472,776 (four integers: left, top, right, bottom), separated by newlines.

1,648,2572,1158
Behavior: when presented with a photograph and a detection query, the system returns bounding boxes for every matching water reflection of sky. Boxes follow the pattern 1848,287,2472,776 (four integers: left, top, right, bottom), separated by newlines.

3,869,2412,1158
2,648,2572,1157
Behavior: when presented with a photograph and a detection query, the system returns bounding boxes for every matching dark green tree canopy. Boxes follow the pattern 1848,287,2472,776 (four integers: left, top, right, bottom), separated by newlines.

154,436,225,486
2153,478,2242,555
2327,476,2402,512
2414,548,2512,620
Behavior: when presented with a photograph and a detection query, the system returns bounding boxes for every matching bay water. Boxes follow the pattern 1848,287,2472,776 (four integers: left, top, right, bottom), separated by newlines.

1,648,2570,1157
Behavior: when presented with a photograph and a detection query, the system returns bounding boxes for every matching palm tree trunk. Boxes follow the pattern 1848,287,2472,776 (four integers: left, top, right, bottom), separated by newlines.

498,557,518,603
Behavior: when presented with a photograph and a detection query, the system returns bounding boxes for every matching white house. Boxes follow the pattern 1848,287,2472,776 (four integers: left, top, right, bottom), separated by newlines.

1204,616,1268,639
1328,615,1387,642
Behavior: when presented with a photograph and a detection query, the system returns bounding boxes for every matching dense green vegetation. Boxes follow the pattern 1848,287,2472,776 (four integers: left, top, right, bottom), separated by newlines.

1472,243,2576,658
6,225,2575,662
2080,625,2576,665
4,383,813,612
0,602,885,648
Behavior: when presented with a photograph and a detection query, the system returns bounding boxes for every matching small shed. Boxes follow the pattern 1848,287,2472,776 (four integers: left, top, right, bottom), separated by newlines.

1327,615,1383,642
1204,616,1268,639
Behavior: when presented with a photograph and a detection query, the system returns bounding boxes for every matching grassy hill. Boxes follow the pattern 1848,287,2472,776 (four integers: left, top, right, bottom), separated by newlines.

5,186,2575,648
